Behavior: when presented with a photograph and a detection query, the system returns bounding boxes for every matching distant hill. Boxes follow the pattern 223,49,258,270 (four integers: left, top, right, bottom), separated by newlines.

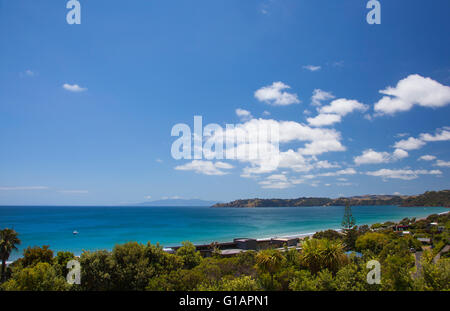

401,190,450,207
137,199,218,207
212,190,450,208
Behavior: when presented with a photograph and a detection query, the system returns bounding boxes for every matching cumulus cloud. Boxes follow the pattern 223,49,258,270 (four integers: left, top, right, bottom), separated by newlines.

235,108,253,122
392,128,450,153
366,169,442,180
354,149,391,165
318,99,368,116
394,137,426,151
393,148,409,160
311,89,335,106
418,155,436,161
374,74,450,115
435,160,450,167
254,82,300,106
307,114,341,127
354,148,408,165
419,128,450,142
175,160,233,176
63,83,87,92
259,174,292,189
318,168,357,177
303,65,321,72
201,118,346,178
307,98,368,127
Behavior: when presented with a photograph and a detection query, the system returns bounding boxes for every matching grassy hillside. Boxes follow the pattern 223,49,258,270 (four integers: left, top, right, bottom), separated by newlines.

213,190,450,208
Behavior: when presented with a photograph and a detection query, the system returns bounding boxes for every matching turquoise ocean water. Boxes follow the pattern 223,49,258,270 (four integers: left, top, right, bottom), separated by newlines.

0,205,448,260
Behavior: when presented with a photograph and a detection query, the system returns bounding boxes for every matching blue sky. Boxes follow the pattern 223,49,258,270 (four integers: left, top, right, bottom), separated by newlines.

1,0,450,205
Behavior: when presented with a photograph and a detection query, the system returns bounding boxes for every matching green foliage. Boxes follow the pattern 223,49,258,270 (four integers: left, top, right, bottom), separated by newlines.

255,249,284,276
401,190,450,207
0,228,21,282
342,205,356,230
255,249,284,289
289,270,319,291
197,275,261,291
333,263,370,291
417,257,450,290
356,232,389,254
300,239,347,275
21,245,54,268
313,229,343,241
77,250,113,291
176,241,202,269
2,209,448,292
54,251,75,277
146,269,203,291
1,262,68,291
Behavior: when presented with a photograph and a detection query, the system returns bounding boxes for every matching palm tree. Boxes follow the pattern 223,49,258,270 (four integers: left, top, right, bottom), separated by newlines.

255,249,284,288
0,228,21,281
301,238,346,274
318,239,346,274
300,239,323,274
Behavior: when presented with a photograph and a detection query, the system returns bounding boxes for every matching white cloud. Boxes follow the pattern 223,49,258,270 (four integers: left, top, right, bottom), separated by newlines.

307,114,341,127
395,133,409,138
418,155,436,161
319,98,368,116
307,98,367,128
63,83,87,92
144,195,152,200
58,190,89,194
254,82,300,106
218,118,346,156
394,137,426,151
435,160,450,167
303,65,321,72
419,128,450,142
156,158,163,163
259,174,292,189
235,108,253,121
354,149,391,165
262,110,271,116
366,168,442,180
393,148,409,160
374,74,450,115
354,148,408,165
175,160,233,176
318,168,357,177
0,186,49,191
215,161,234,169
311,89,335,106
315,160,341,169
25,70,35,77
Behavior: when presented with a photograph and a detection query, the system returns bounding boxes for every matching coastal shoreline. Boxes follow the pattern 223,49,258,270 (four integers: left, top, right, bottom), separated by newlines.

5,210,449,263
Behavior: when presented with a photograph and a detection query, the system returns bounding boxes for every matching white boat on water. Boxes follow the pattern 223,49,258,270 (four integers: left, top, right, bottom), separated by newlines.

73,230,79,235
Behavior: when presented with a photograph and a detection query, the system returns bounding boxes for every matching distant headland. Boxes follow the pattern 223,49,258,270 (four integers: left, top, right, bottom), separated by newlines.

212,190,450,208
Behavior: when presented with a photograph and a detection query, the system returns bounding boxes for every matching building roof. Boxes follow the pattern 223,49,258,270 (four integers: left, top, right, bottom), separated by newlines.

417,238,431,243
220,249,246,255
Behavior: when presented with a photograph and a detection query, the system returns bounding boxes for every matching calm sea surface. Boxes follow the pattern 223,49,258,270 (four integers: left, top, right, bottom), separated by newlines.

0,205,447,260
